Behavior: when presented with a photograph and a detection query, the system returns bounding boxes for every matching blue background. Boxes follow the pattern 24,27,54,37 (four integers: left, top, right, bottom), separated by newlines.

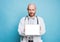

0,0,60,42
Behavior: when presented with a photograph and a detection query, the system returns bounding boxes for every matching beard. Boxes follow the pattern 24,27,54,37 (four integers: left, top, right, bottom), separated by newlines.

29,12,35,17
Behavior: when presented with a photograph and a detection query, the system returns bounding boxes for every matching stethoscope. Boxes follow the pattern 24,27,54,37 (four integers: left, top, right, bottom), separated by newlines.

25,16,39,24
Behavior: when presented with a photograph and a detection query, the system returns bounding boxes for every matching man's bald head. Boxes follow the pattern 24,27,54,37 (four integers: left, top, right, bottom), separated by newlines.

27,3,36,10
27,3,36,17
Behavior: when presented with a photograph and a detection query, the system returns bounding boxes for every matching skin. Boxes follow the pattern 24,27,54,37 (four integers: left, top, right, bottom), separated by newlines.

27,4,36,17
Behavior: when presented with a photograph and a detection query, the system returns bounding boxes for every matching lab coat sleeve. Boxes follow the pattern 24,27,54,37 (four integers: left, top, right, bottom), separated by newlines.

18,17,25,36
39,17,46,35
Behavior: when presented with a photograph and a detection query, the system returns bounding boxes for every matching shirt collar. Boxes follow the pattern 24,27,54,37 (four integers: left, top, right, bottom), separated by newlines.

28,15,36,19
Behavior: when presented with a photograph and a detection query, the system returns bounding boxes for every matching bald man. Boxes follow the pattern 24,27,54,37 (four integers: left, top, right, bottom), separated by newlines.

18,3,46,42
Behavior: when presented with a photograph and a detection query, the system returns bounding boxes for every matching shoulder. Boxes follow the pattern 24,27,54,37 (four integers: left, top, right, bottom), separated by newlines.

37,16,45,24
21,17,25,20
37,16,44,21
19,17,26,22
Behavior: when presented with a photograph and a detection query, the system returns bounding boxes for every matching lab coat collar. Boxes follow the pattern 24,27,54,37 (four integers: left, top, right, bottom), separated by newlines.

28,15,36,19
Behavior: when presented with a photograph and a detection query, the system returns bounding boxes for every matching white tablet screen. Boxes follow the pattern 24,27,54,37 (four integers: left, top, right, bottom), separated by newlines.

25,24,40,36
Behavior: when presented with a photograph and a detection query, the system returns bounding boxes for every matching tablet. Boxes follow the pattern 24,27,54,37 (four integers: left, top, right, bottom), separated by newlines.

25,24,40,36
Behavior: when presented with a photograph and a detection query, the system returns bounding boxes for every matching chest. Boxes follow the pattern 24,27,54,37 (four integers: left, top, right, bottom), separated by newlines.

24,17,39,24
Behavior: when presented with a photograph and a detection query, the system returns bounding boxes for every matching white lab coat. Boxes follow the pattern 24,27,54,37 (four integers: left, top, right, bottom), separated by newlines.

18,16,46,42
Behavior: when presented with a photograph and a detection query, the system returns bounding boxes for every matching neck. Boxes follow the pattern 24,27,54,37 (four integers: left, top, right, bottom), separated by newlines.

29,15,35,17
28,15,36,19
29,14,35,17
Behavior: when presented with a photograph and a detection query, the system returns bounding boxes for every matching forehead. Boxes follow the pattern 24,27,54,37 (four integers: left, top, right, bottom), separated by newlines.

28,4,36,9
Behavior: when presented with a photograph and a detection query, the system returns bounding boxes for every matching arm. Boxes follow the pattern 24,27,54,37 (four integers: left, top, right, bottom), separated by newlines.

18,17,25,36
39,17,46,35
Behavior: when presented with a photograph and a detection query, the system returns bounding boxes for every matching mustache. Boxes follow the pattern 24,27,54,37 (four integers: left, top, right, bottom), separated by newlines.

29,13,35,15
29,12,34,14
